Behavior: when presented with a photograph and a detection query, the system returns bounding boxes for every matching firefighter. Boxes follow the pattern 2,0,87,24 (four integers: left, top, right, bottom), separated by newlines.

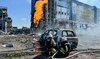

58,41,71,56
45,37,56,55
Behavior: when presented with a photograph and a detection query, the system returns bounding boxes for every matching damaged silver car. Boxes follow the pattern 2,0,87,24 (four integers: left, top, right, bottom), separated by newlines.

40,28,78,49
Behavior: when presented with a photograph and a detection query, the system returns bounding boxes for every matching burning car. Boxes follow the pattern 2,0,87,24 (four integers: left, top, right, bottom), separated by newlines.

40,28,78,49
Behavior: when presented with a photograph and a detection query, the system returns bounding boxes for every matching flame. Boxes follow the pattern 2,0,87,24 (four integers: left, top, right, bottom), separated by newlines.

33,48,39,52
34,0,47,27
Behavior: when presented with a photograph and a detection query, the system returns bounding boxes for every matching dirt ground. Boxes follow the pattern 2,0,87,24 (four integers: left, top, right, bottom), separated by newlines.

67,50,100,59
0,33,100,59
0,35,39,52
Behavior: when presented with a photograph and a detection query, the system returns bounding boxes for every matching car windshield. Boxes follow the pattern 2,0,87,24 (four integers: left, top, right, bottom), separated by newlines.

62,30,76,37
48,30,57,36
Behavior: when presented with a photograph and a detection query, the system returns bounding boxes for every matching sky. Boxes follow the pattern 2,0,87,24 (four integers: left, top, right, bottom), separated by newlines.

78,0,100,8
0,0,31,28
0,0,100,28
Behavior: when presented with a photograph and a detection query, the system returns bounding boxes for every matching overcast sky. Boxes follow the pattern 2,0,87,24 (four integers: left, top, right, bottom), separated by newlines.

0,0,100,28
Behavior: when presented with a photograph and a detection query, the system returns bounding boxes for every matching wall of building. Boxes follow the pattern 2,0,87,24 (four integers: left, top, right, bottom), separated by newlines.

0,7,7,32
0,7,12,33
56,6,67,20
0,20,6,31
97,8,100,24
31,0,38,14
72,0,77,21
73,1,95,24
71,0,99,31
76,5,94,23
47,0,56,28
7,17,12,32
56,0,69,21
56,0,71,29
31,0,38,29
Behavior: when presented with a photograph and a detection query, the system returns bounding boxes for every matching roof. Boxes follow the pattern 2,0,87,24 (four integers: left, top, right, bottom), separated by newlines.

61,29,73,31
48,28,73,31
74,0,94,10
0,6,7,9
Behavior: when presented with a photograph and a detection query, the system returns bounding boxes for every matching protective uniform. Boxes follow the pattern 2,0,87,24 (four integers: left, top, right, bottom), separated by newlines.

59,41,71,56
45,37,56,55
48,48,56,56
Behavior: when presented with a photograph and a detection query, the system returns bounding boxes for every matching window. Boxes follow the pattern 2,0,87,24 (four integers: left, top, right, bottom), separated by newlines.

52,4,54,7
67,31,75,37
48,30,57,36
52,0,54,3
62,31,67,37
48,7,50,10
58,11,60,14
53,30,57,36
0,25,2,30
56,11,57,15
65,13,66,15
51,16,53,18
0,11,2,14
62,12,63,14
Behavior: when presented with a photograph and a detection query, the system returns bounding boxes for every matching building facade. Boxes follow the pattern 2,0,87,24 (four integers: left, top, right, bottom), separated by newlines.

0,6,12,33
7,17,12,32
96,8,100,24
31,0,100,33
72,0,100,31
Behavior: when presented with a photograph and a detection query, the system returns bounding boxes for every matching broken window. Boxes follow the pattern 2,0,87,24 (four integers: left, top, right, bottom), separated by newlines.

48,30,57,36
67,31,75,37
0,25,2,30
65,13,66,15
62,31,67,37
58,11,60,14
62,12,63,14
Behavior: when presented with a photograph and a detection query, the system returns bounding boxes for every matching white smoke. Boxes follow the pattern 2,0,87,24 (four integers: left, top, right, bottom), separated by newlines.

77,24,100,36
76,24,100,50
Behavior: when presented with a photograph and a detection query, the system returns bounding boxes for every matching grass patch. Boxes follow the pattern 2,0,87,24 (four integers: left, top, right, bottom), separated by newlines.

0,52,35,59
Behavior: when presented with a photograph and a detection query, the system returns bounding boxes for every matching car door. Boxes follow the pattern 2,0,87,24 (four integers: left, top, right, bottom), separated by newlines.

66,31,78,49
61,30,68,41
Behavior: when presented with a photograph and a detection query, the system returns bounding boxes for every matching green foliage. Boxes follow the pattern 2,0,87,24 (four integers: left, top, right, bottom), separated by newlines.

0,52,34,59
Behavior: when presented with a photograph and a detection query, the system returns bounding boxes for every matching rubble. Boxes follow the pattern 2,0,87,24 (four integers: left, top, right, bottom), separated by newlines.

0,35,39,52
0,32,100,59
